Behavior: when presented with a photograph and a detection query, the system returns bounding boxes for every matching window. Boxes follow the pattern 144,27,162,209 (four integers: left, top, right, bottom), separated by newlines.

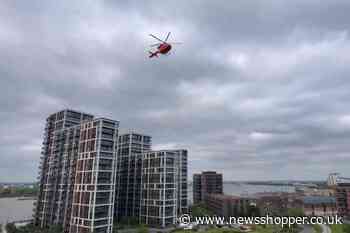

99,159,112,170
101,140,114,151
166,157,174,166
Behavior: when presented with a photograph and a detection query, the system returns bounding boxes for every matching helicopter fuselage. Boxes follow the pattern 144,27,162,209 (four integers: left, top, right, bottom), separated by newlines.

158,43,172,54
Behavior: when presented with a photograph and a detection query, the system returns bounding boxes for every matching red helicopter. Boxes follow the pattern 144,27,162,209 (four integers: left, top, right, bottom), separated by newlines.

148,32,181,58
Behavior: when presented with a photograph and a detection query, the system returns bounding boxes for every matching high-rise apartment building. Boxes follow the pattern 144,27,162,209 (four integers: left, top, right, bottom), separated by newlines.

35,110,93,229
35,110,188,231
193,171,223,204
174,150,188,215
70,118,119,233
115,133,152,221
140,150,188,228
35,110,119,233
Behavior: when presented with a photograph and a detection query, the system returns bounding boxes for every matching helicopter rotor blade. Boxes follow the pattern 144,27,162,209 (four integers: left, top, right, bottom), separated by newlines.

164,32,171,42
150,43,161,47
149,34,166,43
168,42,183,45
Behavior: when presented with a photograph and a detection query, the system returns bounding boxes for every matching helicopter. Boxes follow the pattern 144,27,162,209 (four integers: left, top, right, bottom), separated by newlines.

148,32,181,58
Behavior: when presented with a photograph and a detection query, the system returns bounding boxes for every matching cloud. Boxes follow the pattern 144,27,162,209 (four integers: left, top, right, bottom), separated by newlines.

1,0,350,182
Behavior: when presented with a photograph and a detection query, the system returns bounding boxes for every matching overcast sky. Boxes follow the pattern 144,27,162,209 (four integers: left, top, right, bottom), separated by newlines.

1,0,350,182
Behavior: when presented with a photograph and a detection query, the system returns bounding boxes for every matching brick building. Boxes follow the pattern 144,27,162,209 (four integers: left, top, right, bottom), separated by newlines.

193,171,223,204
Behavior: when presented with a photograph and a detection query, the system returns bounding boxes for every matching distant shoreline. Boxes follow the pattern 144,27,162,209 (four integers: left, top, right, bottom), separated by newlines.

0,195,36,199
223,181,326,187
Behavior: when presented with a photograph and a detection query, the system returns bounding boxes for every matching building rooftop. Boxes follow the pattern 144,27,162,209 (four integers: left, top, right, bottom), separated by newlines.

254,192,285,197
302,196,336,205
337,177,350,185
206,193,253,201
118,130,152,137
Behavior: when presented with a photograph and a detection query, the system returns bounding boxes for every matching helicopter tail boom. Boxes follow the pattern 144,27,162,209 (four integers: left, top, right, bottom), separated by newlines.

148,51,159,58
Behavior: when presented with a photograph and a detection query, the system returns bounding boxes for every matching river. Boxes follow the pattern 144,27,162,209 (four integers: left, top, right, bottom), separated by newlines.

0,197,35,224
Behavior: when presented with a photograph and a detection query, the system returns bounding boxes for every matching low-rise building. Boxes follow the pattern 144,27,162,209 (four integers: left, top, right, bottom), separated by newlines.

296,187,335,197
255,192,305,216
335,181,350,217
255,192,288,215
300,196,337,216
204,194,255,217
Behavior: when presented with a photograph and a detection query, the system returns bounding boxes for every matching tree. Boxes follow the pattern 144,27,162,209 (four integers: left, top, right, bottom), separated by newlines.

247,205,261,217
343,224,350,233
279,208,304,233
138,225,148,233
128,217,140,226
48,225,63,233
287,208,304,217
5,223,17,233
191,204,214,217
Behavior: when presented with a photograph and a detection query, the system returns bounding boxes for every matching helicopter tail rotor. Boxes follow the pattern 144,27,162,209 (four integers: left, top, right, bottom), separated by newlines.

148,51,159,58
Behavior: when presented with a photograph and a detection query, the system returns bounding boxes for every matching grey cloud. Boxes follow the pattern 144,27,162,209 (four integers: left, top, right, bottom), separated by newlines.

1,0,350,182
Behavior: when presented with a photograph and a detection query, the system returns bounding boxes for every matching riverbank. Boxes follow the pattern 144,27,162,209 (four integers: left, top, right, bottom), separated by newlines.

0,195,36,199
0,186,38,200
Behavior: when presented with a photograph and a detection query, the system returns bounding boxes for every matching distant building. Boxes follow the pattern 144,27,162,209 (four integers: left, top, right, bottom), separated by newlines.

204,194,255,217
255,192,288,215
254,191,314,216
335,180,350,217
300,196,337,216
296,187,335,197
193,171,223,204
327,173,340,186
193,174,202,204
